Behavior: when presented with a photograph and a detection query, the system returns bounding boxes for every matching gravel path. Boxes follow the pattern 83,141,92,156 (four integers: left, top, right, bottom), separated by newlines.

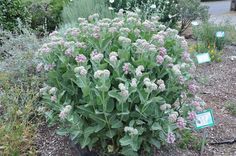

202,0,236,25
195,45,236,155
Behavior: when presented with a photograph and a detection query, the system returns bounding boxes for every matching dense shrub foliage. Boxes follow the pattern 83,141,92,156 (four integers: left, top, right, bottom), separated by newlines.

0,25,41,75
23,0,70,34
39,12,204,155
108,0,179,27
0,0,30,31
177,0,209,33
62,0,114,24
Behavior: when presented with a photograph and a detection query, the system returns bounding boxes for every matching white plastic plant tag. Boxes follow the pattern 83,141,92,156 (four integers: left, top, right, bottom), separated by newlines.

195,109,214,129
216,31,225,38
196,53,211,64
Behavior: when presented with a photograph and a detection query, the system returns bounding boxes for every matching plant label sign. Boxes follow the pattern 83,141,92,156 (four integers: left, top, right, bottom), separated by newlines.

196,53,211,64
216,31,225,38
191,21,199,26
195,109,214,129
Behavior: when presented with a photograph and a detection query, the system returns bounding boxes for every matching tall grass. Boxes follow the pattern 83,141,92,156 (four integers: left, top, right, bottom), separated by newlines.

61,0,114,24
192,21,236,47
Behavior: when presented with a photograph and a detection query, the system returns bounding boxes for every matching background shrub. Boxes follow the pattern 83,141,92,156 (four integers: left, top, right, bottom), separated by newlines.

177,0,209,34
0,0,30,31
22,0,70,34
0,22,42,77
108,0,179,28
62,0,114,25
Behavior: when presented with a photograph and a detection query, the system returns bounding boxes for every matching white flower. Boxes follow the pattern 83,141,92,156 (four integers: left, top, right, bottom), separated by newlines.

109,0,114,3
108,7,114,10
160,104,171,111
130,78,137,88
74,66,87,76
109,52,118,63
135,65,144,77
124,126,138,135
49,87,57,95
118,83,126,91
157,79,166,91
150,4,156,9
59,105,72,120
39,86,49,95
144,78,157,92
118,83,129,98
118,36,131,46
168,112,178,122
91,50,104,62
172,65,181,76
94,70,110,79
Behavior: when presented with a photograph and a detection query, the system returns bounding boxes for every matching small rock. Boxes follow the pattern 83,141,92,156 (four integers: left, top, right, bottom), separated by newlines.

230,56,236,61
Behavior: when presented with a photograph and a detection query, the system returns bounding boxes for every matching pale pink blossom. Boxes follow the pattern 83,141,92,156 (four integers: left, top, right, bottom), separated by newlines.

177,117,186,129
188,111,196,120
166,132,175,144
123,63,131,74
51,95,57,102
75,54,87,63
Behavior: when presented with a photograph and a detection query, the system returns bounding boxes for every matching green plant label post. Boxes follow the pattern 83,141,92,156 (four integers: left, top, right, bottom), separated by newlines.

195,109,215,156
196,53,211,64
195,109,215,129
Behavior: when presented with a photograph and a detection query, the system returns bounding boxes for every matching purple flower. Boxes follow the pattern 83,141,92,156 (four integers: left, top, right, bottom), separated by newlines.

91,50,103,62
182,51,191,62
159,47,167,56
166,132,176,144
123,63,131,74
71,30,80,36
177,117,186,129
156,55,164,64
192,101,200,107
75,54,87,63
188,83,199,94
188,111,196,120
65,48,73,56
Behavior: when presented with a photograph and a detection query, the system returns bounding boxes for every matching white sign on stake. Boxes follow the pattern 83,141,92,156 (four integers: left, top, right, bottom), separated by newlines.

216,31,225,38
195,109,215,129
196,53,211,64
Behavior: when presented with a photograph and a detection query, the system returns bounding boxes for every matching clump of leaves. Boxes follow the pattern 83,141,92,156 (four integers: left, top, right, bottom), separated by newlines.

225,101,236,116
0,0,30,31
0,81,40,155
178,130,202,151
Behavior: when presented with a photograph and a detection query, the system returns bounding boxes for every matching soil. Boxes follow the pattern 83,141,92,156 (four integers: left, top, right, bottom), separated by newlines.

34,45,236,156
35,124,79,156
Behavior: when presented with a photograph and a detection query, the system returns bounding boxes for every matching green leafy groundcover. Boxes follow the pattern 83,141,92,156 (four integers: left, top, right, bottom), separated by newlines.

38,11,205,155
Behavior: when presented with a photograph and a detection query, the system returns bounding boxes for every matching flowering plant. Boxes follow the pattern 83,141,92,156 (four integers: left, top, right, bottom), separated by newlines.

38,11,203,155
